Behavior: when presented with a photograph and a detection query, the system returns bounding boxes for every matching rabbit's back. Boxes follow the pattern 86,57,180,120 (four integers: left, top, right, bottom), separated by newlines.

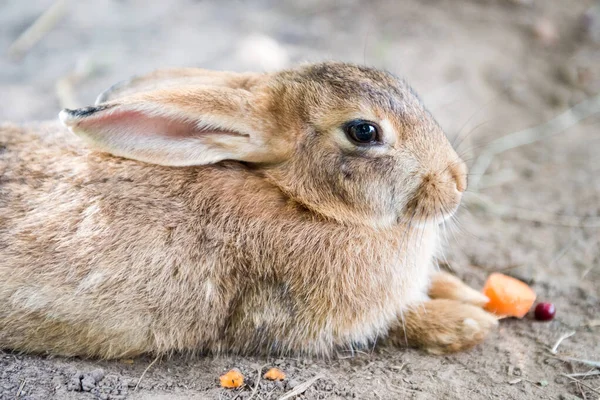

0,123,274,357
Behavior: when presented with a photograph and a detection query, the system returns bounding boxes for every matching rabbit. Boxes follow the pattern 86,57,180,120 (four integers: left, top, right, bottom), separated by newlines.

0,62,497,359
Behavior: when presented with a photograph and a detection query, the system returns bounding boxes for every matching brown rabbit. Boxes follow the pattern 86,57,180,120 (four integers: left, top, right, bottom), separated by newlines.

0,62,496,359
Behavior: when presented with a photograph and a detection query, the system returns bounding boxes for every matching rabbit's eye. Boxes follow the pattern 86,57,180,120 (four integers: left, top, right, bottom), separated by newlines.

343,120,381,145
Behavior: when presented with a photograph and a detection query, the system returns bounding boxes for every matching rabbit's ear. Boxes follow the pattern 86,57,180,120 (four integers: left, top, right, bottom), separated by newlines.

60,86,285,167
95,68,262,104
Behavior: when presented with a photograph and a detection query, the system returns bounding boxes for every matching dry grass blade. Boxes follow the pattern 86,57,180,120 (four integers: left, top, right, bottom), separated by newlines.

465,193,600,228
55,56,98,109
581,265,595,279
561,374,600,395
14,379,26,399
549,331,576,354
278,375,323,400
55,77,79,110
565,371,600,378
8,0,68,60
470,93,600,191
134,355,160,392
248,364,269,400
561,357,600,369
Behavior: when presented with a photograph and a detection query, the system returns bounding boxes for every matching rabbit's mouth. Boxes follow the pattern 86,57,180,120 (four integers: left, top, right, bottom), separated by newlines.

436,202,461,224
398,201,461,227
394,154,467,227
398,178,464,227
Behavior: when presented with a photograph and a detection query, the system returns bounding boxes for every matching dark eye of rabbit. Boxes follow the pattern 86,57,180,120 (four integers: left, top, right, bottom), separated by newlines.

343,120,381,145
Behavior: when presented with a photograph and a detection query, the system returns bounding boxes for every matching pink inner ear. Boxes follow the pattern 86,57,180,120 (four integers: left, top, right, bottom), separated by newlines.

79,109,248,139
80,109,203,138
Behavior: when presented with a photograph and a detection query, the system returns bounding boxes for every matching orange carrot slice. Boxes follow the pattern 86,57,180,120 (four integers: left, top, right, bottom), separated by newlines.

263,367,286,381
220,369,244,388
483,273,536,318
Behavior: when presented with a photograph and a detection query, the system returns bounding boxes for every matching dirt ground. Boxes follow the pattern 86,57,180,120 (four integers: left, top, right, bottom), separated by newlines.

1,0,599,399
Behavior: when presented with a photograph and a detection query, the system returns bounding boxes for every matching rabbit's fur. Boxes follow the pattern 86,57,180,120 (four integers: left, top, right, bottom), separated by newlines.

0,62,496,359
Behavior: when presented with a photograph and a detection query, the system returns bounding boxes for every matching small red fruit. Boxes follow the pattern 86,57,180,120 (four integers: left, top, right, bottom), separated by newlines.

534,302,556,321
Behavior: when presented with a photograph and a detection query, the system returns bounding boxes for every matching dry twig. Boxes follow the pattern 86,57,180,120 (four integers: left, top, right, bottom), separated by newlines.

521,378,544,390
565,371,600,378
561,357,600,369
549,331,576,354
14,379,26,399
278,375,323,400
248,364,269,400
585,319,600,328
581,265,595,279
470,93,600,191
134,355,160,392
390,364,406,372
465,193,600,228
8,0,68,60
561,374,600,396
55,56,98,109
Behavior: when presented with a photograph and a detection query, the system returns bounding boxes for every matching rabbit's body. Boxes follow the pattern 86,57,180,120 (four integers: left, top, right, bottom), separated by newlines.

0,63,496,358
0,122,433,358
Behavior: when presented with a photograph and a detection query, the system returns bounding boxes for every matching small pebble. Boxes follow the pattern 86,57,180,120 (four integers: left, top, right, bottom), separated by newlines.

67,373,83,392
90,369,105,383
81,375,96,392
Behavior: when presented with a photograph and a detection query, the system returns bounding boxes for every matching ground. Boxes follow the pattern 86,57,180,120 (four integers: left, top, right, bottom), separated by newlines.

0,0,599,399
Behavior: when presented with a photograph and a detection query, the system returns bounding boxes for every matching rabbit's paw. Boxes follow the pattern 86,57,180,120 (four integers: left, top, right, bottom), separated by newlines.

428,271,489,307
392,299,498,354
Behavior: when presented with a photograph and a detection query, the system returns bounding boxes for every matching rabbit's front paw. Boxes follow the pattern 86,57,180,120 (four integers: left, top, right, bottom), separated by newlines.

428,271,490,307
393,299,498,354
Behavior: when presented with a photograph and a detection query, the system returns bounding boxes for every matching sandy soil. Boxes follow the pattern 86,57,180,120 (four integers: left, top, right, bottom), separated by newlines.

1,0,599,399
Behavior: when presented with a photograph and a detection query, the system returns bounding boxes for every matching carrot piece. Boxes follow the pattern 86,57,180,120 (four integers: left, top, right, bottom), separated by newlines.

220,369,244,388
263,367,286,381
483,273,536,318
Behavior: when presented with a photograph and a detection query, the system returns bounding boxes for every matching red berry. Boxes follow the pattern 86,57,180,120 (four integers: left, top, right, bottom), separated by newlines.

534,302,556,321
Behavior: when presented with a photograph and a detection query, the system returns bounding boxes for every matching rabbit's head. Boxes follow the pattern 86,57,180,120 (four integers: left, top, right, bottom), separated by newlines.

60,62,466,228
